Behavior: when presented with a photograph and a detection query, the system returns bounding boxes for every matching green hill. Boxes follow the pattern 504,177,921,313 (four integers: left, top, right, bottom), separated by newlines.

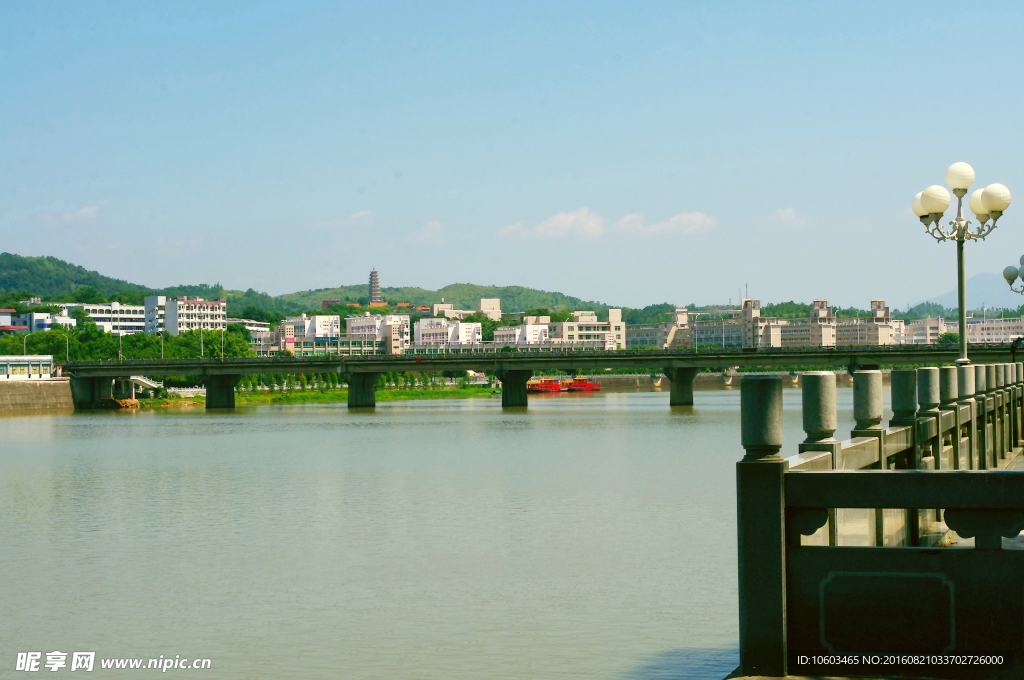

277,282,608,312
0,252,617,316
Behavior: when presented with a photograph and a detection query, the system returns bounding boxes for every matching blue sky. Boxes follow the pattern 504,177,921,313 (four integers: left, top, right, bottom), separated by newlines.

3,1,1024,309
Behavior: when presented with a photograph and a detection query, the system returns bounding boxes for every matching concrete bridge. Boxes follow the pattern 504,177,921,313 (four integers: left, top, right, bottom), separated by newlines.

60,344,1018,410
732,362,1024,679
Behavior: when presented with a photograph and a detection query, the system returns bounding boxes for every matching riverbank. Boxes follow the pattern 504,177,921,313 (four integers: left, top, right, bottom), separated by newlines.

139,386,498,408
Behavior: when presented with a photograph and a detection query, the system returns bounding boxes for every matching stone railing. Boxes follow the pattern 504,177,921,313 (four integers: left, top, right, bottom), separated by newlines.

733,363,1024,679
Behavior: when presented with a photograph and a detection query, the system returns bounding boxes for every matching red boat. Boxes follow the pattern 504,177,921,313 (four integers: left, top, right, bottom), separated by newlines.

526,377,566,393
567,376,602,392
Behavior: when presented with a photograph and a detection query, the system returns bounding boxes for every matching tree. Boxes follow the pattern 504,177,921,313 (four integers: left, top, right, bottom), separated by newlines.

937,332,960,345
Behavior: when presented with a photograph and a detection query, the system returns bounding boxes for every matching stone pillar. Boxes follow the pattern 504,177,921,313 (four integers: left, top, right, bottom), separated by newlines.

205,375,240,409
995,365,1007,461
976,365,991,469
69,376,112,409
347,372,381,408
889,369,918,427
1016,362,1024,445
958,365,976,470
801,372,836,444
736,375,787,678
917,367,940,469
664,367,699,406
938,366,959,469
496,369,532,408
853,370,883,431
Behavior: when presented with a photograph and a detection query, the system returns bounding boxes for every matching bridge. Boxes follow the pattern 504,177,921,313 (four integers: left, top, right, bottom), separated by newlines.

60,344,1018,409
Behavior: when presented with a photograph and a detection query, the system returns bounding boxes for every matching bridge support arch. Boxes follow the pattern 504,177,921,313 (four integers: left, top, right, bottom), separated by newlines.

348,373,381,408
206,375,241,409
496,369,532,408
664,367,699,406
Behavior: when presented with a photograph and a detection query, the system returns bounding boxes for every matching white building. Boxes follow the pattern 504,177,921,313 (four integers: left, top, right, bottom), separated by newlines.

164,297,228,336
346,313,411,354
228,317,272,341
494,315,551,346
546,310,626,350
414,317,482,346
144,295,167,334
1,355,54,380
63,302,146,336
430,298,502,321
14,311,77,333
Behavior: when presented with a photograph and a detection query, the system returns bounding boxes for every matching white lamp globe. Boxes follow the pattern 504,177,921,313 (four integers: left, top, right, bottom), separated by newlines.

1004,266,1020,284
981,183,1012,213
920,185,951,214
911,191,928,217
945,162,975,190
1020,254,1024,267
1018,264,1024,279
968,188,988,217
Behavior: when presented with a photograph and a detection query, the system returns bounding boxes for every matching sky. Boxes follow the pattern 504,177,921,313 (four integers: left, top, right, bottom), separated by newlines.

3,1,1024,309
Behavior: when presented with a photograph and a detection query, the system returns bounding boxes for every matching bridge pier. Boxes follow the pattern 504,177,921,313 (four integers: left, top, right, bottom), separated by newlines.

69,376,114,409
664,367,699,406
205,375,240,409
496,369,532,408
347,373,381,408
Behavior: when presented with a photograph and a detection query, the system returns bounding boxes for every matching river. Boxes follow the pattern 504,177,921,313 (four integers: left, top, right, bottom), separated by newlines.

0,387,872,679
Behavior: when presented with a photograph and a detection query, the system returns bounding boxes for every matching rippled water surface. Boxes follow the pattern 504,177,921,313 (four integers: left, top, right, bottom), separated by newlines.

0,388,867,679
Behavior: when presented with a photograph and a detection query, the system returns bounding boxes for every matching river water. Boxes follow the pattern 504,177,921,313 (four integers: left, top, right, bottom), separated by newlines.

0,388,869,679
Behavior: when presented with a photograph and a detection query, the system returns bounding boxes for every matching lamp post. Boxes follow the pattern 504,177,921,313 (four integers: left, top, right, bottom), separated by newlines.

716,314,726,348
912,162,1011,364
23,331,31,355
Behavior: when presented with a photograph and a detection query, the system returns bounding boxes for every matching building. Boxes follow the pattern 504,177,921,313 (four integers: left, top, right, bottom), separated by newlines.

63,302,146,336
346,313,411,354
144,295,167,334
431,298,503,321
322,299,340,309
163,297,228,336
945,315,1024,344
905,317,949,345
369,269,382,304
14,311,77,333
413,318,483,346
0,309,27,335
227,318,272,341
495,315,551,346
546,310,626,350
0,355,54,380
625,308,692,349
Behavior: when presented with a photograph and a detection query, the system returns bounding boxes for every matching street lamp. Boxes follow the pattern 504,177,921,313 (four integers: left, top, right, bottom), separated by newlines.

23,331,32,355
912,162,1011,364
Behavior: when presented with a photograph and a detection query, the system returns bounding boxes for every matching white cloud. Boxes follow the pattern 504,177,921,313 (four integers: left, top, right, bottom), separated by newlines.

311,210,374,231
497,207,604,239
350,210,371,218
776,207,805,226
412,220,444,243
35,205,100,227
615,211,716,236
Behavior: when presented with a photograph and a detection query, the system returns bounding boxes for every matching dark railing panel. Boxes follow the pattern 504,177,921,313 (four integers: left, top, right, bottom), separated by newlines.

787,547,1024,679
786,470,1024,510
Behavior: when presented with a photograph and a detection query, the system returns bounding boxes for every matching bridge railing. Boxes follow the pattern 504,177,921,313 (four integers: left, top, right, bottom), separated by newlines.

735,363,1024,679
58,342,1019,370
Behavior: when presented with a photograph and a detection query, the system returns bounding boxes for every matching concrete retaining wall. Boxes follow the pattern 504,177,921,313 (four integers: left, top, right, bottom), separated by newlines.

0,379,75,411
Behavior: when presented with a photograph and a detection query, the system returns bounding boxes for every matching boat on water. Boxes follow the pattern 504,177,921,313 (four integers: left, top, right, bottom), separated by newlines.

526,377,566,393
525,376,601,393
567,376,601,392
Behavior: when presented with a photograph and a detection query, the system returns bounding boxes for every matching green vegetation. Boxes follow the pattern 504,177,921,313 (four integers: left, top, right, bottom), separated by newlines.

937,332,960,345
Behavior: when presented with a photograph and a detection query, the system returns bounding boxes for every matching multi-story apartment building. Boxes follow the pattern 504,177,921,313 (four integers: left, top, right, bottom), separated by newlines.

905,317,949,345
63,302,146,336
546,310,625,350
495,315,552,346
944,316,1024,343
625,308,691,349
346,313,411,354
144,295,167,334
413,318,482,346
227,318,272,341
431,298,503,321
163,297,227,335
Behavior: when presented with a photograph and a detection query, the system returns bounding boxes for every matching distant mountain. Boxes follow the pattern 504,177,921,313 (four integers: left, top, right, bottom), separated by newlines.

0,252,609,315
277,282,607,312
921,272,1024,311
